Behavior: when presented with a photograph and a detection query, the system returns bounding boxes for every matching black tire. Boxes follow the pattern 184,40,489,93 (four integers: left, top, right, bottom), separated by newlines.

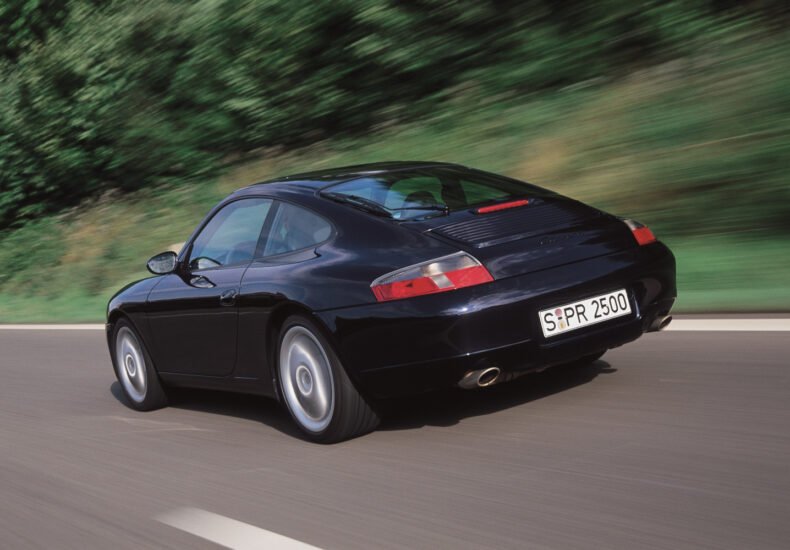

277,314,379,443
110,319,168,411
561,350,606,369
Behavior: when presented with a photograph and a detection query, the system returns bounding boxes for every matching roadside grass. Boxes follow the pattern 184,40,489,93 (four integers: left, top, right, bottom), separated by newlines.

0,37,787,322
669,236,790,313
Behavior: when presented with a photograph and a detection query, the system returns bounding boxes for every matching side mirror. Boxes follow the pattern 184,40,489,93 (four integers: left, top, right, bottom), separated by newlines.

147,251,178,275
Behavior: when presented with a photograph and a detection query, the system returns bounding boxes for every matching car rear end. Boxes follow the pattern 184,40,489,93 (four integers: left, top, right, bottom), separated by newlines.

313,166,676,397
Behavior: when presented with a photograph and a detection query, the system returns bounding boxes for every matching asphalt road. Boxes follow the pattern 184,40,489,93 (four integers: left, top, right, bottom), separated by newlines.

1,327,789,549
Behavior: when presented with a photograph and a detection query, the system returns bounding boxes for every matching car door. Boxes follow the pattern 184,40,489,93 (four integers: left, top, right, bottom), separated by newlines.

147,197,274,376
234,201,334,386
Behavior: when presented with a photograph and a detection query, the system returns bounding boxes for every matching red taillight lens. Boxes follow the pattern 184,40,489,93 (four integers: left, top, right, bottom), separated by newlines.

623,219,657,246
371,252,494,302
476,199,529,214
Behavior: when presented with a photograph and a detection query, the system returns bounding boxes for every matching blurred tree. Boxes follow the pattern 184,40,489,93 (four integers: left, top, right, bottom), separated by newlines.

0,0,786,229
0,0,71,62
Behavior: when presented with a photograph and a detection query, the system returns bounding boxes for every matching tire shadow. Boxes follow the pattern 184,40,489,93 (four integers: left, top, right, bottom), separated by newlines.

109,381,302,438
110,361,615,439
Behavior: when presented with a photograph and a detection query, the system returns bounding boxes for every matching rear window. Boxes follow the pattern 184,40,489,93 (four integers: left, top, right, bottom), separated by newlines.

321,167,551,220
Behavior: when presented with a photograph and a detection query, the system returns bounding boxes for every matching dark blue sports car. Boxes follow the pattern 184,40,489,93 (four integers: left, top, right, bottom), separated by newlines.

107,162,676,442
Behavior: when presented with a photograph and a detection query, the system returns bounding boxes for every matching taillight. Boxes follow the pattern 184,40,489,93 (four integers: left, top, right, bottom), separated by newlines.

371,252,494,302
623,219,657,246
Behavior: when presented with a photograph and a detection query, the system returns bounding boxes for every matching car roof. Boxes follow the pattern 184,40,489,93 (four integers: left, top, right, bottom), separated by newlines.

241,161,465,194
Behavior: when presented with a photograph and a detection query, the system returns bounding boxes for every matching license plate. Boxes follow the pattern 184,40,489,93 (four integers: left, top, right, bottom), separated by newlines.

539,289,631,338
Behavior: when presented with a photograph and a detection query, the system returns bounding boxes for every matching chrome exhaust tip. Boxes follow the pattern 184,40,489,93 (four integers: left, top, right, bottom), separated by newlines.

649,314,673,332
477,366,501,387
458,366,502,390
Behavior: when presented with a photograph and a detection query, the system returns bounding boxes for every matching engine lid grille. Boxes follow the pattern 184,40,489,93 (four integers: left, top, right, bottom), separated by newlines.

431,199,600,248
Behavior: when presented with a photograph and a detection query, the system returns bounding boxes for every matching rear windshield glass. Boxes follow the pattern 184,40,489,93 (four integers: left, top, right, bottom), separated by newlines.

321,167,553,220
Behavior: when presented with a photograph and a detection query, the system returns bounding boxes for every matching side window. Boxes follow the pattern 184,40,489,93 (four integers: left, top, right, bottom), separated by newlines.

190,198,272,269
263,202,332,257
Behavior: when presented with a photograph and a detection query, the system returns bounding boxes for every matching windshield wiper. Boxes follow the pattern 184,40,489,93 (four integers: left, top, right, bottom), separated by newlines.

321,192,393,218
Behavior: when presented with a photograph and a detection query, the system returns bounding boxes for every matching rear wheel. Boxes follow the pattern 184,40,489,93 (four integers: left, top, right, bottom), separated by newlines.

278,315,379,443
111,319,168,411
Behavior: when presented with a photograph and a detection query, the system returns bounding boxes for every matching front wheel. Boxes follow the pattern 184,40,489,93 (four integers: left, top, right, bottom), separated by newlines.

111,319,168,411
278,315,379,443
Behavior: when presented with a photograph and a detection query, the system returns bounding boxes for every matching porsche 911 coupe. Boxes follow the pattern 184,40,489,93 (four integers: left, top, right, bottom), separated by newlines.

107,162,676,442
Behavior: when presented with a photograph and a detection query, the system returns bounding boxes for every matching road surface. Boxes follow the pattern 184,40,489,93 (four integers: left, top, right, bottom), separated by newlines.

1,324,789,549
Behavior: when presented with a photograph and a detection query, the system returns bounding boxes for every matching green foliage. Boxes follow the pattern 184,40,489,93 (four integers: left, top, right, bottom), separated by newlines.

0,0,788,320
1,0,787,228
0,0,71,62
1,41,789,321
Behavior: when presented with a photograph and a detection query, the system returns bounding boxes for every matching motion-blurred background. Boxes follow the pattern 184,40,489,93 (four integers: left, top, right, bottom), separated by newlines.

0,0,787,321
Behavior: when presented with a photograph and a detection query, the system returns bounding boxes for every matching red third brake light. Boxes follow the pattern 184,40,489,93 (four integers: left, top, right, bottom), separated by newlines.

623,219,657,246
476,199,529,214
371,252,494,302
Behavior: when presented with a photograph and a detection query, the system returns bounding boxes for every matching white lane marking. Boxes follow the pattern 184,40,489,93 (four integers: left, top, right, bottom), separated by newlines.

0,324,105,330
665,319,790,332
157,508,322,550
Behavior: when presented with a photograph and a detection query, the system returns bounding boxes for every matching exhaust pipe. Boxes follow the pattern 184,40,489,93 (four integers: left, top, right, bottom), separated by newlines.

458,366,501,390
649,314,673,332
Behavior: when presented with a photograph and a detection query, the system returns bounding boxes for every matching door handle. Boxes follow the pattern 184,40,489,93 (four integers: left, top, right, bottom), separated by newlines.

220,289,238,306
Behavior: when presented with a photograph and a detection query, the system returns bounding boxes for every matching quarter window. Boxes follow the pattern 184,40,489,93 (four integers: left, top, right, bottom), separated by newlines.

263,202,332,257
190,198,272,269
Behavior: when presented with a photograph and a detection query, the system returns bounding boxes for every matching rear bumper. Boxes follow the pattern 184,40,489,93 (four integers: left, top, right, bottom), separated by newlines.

317,242,676,398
